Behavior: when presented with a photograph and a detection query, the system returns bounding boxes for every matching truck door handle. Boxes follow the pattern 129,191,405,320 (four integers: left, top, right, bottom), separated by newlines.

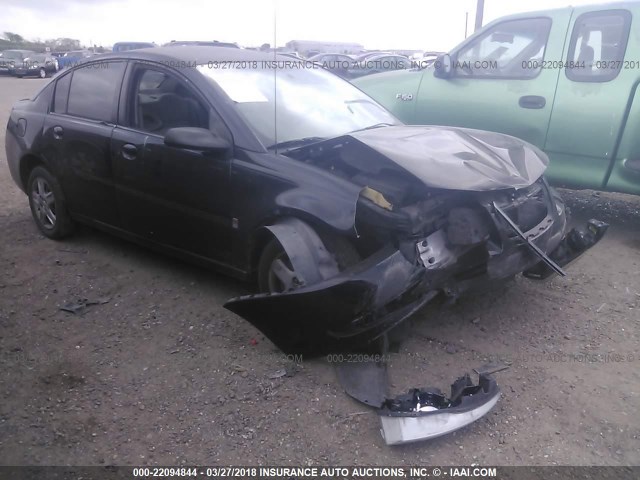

121,144,138,160
53,126,64,139
519,95,546,109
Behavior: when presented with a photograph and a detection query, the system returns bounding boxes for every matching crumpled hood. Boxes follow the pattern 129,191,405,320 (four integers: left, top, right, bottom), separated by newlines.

349,126,549,191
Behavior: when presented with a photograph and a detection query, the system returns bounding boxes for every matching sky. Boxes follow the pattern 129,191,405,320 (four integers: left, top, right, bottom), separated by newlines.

0,0,627,51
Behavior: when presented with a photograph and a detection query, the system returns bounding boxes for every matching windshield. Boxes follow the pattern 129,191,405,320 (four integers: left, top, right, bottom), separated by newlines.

199,63,399,148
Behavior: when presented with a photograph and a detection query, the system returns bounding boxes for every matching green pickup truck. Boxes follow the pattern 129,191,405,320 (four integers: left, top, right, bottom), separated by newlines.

354,1,640,195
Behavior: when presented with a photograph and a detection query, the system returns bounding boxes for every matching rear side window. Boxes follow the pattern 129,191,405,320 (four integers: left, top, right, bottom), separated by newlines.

566,10,631,82
52,73,72,113
67,61,126,122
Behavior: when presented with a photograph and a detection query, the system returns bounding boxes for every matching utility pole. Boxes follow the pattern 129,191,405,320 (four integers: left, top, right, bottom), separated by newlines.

465,12,469,38
475,0,485,32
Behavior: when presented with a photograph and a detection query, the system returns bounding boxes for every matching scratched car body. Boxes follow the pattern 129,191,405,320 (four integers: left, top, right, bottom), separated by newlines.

5,47,607,356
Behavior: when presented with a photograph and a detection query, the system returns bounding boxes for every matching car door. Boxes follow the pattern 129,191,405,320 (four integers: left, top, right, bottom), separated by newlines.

111,62,234,263
43,61,126,226
414,9,572,148
543,7,634,190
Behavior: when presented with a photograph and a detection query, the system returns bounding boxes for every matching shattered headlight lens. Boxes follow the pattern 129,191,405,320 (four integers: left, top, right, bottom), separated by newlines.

380,392,500,445
379,373,501,445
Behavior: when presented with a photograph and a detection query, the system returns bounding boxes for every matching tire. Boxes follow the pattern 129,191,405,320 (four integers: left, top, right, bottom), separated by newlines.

257,232,360,294
27,166,74,239
258,239,295,293
39,68,47,79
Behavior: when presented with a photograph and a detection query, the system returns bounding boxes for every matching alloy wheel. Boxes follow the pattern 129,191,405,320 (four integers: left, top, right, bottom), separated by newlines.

31,177,57,230
267,253,298,293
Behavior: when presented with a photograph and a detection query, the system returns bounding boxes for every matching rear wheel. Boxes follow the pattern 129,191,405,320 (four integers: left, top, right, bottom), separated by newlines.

27,166,74,239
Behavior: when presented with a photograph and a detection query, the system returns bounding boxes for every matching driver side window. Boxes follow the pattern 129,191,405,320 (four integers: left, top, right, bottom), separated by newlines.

456,18,552,78
130,67,209,135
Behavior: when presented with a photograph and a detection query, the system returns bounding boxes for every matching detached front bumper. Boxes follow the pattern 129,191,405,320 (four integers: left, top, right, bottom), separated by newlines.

225,223,605,356
225,247,432,355
225,183,607,356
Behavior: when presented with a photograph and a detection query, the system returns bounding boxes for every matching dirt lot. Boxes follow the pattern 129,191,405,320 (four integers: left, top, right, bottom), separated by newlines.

0,76,639,467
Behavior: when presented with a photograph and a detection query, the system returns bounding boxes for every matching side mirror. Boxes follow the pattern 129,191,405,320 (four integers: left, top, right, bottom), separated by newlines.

164,127,230,153
434,53,453,79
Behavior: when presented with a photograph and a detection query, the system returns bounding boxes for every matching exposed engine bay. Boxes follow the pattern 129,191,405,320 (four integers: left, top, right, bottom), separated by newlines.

226,127,608,356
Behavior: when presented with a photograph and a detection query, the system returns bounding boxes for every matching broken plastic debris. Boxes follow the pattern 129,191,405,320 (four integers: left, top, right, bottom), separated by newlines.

335,359,504,445
268,368,288,379
379,373,500,445
59,297,111,314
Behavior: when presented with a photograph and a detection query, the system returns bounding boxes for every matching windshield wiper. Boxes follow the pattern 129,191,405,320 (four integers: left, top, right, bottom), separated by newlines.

350,122,395,133
267,137,325,151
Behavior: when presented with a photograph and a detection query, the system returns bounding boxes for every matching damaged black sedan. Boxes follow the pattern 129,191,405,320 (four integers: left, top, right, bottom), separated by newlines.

6,47,607,358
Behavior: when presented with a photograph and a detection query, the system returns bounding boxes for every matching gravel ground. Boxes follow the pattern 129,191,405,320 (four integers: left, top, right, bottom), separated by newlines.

0,76,639,466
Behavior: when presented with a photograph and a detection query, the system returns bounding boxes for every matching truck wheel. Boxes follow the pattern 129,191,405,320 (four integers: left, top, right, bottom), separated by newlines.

27,166,74,239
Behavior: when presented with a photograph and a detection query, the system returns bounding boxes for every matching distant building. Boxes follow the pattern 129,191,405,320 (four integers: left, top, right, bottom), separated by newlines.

285,40,364,56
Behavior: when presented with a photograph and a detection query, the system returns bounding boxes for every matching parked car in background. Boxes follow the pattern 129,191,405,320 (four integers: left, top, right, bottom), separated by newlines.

14,53,59,78
355,2,640,196
421,51,445,67
278,52,303,59
349,54,411,78
307,53,354,78
353,51,390,62
57,50,93,69
165,40,239,48
0,50,36,75
5,47,606,357
112,42,155,52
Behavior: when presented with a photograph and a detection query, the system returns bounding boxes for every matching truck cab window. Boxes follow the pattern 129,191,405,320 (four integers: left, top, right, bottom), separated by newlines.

455,18,552,78
566,10,631,82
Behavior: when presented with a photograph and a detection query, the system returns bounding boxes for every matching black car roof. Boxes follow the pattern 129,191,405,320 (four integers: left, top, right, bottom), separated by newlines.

90,46,289,65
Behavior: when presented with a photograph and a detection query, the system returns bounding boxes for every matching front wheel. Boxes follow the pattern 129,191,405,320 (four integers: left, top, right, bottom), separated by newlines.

258,239,299,293
39,68,47,78
258,232,360,294
27,166,74,239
